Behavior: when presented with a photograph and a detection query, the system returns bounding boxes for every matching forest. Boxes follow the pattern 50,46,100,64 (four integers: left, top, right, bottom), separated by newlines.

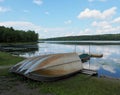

0,26,38,42
44,34,120,41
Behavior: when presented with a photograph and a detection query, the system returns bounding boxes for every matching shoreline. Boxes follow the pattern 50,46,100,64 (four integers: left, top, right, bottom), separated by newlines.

0,52,120,95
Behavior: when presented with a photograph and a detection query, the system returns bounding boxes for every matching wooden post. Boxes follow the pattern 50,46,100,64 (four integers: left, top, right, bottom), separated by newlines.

89,44,90,69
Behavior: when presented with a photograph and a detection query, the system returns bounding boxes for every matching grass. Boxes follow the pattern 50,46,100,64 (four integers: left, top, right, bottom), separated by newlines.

26,74,120,95
0,51,25,66
2,68,120,95
0,52,120,95
0,42,38,45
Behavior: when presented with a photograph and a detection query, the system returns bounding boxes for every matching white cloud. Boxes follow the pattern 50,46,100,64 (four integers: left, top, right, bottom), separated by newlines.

78,8,101,19
91,20,120,34
78,19,120,36
103,7,116,18
112,17,120,23
0,6,11,13
40,27,70,38
77,6,119,35
64,20,72,24
77,7,117,19
0,21,42,32
78,28,93,35
96,26,120,34
92,21,111,29
33,0,43,5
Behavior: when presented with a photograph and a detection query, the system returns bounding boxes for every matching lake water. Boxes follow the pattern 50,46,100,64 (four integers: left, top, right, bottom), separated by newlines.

1,41,120,79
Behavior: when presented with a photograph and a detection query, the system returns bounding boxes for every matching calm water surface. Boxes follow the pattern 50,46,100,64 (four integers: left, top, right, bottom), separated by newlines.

2,42,120,78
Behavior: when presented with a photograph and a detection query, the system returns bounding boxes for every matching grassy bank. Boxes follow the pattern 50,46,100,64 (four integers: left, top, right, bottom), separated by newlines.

0,51,24,66
0,42,38,45
26,74,120,95
0,52,120,95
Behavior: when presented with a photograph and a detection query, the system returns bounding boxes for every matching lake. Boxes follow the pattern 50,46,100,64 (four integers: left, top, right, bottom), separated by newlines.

1,41,120,79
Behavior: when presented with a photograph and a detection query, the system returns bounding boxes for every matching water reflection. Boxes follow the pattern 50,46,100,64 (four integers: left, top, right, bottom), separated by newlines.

0,43,39,57
0,42,120,78
37,43,120,78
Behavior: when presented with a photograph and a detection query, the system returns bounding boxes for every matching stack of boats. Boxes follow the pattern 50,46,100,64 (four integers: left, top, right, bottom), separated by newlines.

10,52,102,81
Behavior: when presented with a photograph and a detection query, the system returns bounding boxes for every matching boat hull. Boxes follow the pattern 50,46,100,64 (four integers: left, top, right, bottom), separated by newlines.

10,52,83,81
26,70,81,81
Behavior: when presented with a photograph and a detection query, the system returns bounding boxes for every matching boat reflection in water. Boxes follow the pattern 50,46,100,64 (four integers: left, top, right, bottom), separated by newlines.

10,52,103,81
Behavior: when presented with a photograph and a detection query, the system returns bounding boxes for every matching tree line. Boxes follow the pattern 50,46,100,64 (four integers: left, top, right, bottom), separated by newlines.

43,34,120,41
0,26,38,42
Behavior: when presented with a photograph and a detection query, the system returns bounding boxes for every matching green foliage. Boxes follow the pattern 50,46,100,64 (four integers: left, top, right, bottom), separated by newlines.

0,26,39,42
0,51,25,66
44,34,120,41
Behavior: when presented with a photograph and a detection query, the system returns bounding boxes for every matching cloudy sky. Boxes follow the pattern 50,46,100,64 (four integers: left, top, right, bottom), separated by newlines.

0,0,120,38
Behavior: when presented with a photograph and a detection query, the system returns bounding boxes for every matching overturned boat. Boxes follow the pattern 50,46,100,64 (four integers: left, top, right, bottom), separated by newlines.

10,52,102,81
10,52,87,81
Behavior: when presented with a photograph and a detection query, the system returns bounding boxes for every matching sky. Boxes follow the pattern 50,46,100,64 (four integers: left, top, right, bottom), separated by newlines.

0,0,120,38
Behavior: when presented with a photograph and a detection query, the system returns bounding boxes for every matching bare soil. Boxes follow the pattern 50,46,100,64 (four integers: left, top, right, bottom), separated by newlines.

0,65,49,95
0,75,52,95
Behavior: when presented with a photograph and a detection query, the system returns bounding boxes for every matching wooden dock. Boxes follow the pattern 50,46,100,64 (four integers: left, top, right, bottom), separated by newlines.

81,69,98,76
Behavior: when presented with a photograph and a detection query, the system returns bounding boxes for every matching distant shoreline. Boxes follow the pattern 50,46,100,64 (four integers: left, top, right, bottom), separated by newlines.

41,40,120,45
41,33,120,41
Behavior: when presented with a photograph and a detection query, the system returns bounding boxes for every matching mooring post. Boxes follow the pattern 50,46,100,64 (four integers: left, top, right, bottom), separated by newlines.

89,44,90,69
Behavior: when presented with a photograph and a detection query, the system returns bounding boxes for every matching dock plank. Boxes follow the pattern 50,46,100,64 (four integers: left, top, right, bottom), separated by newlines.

81,69,97,76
